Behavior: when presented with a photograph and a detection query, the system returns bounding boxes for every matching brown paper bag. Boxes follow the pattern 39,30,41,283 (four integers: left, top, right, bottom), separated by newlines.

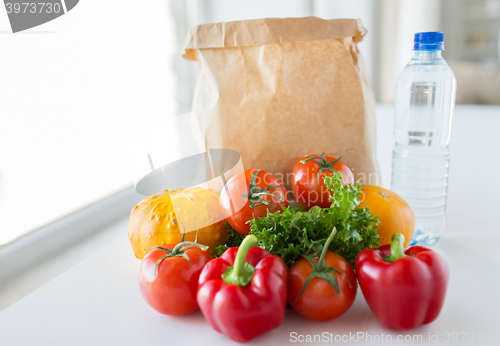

183,16,380,190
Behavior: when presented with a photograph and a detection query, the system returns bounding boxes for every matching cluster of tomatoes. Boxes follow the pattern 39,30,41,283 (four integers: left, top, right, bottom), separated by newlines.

219,151,354,235
139,229,357,319
139,153,358,341
138,151,449,342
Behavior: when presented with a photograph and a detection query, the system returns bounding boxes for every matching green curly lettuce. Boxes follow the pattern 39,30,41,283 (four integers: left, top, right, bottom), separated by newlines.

248,172,380,266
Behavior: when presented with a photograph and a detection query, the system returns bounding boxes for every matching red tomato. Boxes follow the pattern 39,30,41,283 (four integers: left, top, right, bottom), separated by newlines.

139,243,211,315
292,151,354,209
287,251,357,321
220,169,288,235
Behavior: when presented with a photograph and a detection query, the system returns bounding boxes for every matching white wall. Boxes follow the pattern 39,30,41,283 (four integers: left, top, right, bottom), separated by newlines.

378,0,442,103
193,0,313,24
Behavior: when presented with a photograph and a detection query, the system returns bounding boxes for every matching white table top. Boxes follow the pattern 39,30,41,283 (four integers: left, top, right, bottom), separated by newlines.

1,105,499,345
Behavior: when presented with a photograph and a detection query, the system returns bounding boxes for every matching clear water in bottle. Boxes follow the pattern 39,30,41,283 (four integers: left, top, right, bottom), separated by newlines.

391,32,457,246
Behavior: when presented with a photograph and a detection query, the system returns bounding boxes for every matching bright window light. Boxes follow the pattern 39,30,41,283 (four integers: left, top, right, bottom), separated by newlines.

0,0,177,245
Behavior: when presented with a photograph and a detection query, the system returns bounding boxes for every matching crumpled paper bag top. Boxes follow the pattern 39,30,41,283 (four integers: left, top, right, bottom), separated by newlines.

183,16,367,60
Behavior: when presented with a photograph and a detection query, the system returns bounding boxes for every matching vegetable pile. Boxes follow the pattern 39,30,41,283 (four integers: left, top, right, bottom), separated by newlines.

129,150,449,343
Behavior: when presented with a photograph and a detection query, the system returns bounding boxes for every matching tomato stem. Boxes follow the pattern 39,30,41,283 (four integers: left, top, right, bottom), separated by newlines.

222,235,258,286
383,233,408,262
317,227,337,271
300,149,353,187
237,170,284,209
296,227,351,300
145,222,210,277
148,241,209,278
170,241,208,255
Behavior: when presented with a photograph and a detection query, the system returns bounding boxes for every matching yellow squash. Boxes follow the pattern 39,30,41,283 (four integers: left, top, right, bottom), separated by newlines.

128,187,228,259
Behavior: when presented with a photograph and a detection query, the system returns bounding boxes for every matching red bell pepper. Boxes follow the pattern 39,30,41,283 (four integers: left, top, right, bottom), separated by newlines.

197,235,287,342
355,233,449,330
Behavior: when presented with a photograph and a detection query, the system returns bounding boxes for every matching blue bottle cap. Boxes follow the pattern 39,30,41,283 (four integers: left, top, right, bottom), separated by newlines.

414,32,444,50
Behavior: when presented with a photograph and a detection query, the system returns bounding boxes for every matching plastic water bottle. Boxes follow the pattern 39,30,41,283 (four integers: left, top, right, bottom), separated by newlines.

391,32,457,246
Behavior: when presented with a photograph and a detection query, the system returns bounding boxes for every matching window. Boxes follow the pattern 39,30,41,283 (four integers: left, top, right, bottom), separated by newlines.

0,0,177,244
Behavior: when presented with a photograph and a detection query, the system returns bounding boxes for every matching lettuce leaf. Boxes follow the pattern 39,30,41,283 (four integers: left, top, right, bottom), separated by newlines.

249,172,380,266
